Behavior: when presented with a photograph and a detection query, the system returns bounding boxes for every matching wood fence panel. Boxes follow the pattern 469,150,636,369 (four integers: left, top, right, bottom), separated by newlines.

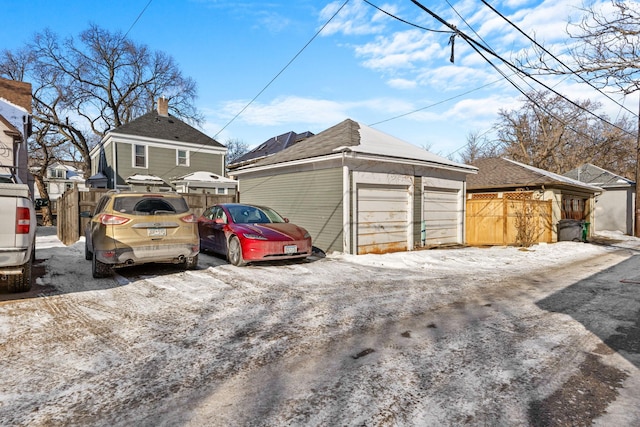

56,186,79,246
466,199,506,246
466,198,553,246
56,189,238,246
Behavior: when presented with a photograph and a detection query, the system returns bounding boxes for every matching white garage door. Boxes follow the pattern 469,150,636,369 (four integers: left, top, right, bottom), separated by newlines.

357,185,409,254
423,188,460,245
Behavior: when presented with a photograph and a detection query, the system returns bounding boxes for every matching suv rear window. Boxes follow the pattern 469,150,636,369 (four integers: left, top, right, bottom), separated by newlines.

113,196,189,215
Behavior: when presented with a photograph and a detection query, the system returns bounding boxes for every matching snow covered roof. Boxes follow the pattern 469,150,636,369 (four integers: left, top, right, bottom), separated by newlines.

172,171,236,184
468,158,603,193
232,119,477,174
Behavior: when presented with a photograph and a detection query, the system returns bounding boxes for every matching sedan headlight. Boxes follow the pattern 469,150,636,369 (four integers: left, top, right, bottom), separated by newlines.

242,233,268,240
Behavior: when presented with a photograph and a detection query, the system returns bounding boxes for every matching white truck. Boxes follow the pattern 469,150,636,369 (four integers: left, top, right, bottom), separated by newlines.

0,179,36,292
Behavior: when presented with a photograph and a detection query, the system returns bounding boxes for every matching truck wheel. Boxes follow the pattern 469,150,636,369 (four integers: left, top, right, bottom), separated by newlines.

92,253,112,278
8,258,32,293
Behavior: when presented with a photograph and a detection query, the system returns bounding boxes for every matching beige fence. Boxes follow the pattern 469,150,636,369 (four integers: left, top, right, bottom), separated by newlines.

57,187,237,246
466,196,553,246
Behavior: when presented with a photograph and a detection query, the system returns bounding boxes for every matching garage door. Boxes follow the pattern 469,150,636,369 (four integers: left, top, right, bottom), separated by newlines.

357,185,409,254
423,188,460,245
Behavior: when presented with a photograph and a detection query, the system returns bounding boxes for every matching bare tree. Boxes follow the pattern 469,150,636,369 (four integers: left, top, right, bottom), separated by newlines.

518,0,640,233
225,138,251,165
456,130,499,164
0,25,201,177
493,91,635,175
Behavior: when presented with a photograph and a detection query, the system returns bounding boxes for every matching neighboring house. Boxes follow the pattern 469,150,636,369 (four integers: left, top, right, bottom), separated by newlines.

230,118,478,255
171,171,237,195
227,130,314,171
33,161,87,201
564,163,635,235
0,78,32,187
466,157,602,245
88,97,226,190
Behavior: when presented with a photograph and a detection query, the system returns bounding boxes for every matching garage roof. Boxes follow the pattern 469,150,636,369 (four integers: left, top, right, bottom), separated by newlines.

233,118,477,173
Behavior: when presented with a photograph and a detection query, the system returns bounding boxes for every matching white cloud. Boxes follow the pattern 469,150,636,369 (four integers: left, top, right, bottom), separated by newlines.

320,0,386,36
387,78,417,90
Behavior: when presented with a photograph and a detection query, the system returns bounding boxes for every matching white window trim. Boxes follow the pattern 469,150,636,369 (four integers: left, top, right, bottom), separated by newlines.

176,149,190,167
132,144,148,168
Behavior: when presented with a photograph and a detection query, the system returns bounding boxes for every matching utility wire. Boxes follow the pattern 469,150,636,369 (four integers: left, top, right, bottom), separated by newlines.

123,0,154,40
410,0,634,139
362,0,453,34
480,0,637,119
212,0,351,140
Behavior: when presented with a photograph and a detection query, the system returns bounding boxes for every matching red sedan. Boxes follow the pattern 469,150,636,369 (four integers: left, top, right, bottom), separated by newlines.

197,203,312,266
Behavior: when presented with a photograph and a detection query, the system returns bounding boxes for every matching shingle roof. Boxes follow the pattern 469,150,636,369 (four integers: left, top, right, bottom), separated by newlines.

468,157,602,192
228,130,314,168
237,119,475,172
110,111,224,148
563,163,635,187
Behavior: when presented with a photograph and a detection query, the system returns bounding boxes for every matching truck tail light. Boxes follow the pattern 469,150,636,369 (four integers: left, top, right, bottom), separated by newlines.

16,207,31,234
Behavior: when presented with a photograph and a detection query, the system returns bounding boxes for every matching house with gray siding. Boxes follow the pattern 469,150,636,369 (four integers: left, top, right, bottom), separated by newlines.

564,163,635,235
230,119,477,255
88,97,227,190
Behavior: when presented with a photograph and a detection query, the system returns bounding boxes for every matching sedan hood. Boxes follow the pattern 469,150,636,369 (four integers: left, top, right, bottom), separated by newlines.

231,223,308,241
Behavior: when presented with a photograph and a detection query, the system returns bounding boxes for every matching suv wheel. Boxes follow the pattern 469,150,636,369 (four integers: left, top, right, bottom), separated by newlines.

92,253,112,278
184,254,198,270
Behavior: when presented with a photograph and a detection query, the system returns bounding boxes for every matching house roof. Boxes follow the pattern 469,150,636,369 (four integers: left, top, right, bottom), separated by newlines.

109,111,224,148
228,130,314,169
234,119,476,173
468,157,602,193
563,163,635,188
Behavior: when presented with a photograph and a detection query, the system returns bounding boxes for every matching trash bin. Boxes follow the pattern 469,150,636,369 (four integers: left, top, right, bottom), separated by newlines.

558,219,584,242
582,222,590,242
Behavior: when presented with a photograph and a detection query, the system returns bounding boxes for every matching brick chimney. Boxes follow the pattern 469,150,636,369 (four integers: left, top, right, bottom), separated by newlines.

0,78,32,112
157,97,169,116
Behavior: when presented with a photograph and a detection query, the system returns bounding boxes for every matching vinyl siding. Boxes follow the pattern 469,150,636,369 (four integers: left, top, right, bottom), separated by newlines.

239,168,344,254
115,143,224,186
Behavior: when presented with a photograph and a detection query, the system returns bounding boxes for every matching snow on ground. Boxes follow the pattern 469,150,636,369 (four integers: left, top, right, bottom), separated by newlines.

1,228,640,426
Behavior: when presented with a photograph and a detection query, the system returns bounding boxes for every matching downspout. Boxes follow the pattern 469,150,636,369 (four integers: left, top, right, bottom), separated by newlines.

342,150,350,254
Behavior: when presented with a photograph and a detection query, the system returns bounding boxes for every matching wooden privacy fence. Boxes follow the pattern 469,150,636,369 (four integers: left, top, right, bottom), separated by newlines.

466,195,553,246
57,187,237,246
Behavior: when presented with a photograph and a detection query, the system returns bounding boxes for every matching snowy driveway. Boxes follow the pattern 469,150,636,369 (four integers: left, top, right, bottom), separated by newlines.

1,228,640,426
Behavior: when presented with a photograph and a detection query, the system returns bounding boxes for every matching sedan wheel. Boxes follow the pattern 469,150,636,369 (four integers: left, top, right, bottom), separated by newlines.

227,236,245,266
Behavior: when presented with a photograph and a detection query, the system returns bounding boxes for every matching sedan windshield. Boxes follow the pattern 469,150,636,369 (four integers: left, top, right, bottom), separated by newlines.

228,205,285,224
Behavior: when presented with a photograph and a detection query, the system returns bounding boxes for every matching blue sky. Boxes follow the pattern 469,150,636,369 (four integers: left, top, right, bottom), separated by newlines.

2,0,636,160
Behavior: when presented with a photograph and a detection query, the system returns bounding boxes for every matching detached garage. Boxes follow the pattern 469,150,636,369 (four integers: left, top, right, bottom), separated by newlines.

230,119,477,255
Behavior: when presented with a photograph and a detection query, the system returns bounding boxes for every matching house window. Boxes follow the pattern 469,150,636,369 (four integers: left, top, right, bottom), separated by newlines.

217,188,226,195
49,169,65,179
133,144,147,168
177,149,189,166
561,196,586,220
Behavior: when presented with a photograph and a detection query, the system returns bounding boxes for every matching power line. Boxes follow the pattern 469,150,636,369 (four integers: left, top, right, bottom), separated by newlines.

410,0,634,139
123,0,154,40
480,0,637,119
212,0,351,140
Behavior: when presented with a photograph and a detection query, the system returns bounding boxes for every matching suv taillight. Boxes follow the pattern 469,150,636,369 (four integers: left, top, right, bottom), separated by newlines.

16,207,30,234
98,214,130,225
180,214,197,223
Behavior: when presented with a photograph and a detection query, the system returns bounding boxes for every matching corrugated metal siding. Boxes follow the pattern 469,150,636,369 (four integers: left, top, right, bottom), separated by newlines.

239,168,344,254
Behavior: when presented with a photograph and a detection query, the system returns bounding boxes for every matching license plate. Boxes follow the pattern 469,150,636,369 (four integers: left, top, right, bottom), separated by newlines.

284,245,297,254
148,228,166,237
